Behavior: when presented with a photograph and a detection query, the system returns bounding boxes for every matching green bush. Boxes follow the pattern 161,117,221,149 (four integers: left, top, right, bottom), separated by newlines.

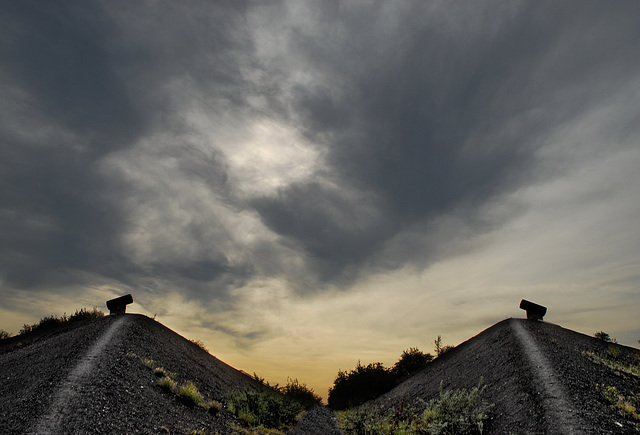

434,336,455,357
20,315,66,334
337,380,492,435
337,400,428,434
328,361,397,410
69,307,104,322
421,380,492,434
0,330,11,340
393,348,433,378
227,388,303,430
337,405,387,434
279,378,322,409
329,346,438,410
18,307,105,335
595,331,612,342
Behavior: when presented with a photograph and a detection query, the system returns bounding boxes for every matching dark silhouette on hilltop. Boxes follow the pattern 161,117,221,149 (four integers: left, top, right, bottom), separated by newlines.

520,299,547,321
106,294,134,315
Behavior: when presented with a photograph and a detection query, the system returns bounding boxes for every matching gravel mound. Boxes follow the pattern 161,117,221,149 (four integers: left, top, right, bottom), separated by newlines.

2,314,638,434
1,314,266,434
375,318,640,434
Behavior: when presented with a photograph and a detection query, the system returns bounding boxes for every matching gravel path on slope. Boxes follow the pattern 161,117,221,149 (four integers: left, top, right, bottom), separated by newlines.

52,314,255,434
374,318,549,433
520,320,640,434
511,320,582,435
29,316,130,435
0,316,122,435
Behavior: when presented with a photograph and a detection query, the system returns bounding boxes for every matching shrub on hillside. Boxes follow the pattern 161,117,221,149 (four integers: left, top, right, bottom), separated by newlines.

227,388,303,429
69,307,104,322
337,380,492,434
393,347,433,378
595,331,618,343
422,380,492,434
329,346,438,410
0,330,11,340
434,335,455,357
20,315,66,334
18,307,105,335
280,377,322,409
328,361,397,410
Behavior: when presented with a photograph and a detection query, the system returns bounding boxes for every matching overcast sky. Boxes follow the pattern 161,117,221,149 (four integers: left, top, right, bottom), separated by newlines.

2,0,639,399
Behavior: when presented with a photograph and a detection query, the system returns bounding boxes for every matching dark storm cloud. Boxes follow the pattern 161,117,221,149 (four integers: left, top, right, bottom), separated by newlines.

1,1,142,288
2,0,640,299
252,181,390,283
0,1,251,291
251,0,640,282
2,1,142,151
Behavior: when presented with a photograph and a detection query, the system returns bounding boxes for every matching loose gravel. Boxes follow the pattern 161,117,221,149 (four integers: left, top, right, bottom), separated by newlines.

511,319,581,435
29,316,130,435
3,314,639,434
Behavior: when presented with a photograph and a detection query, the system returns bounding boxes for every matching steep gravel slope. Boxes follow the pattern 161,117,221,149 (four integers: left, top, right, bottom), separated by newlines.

1,315,124,434
374,318,640,434
1,314,265,434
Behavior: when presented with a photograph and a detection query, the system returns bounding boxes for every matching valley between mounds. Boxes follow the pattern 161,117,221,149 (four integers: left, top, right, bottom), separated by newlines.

1,313,639,434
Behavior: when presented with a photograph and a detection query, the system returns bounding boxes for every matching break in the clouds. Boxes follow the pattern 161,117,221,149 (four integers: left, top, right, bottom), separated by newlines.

2,0,640,392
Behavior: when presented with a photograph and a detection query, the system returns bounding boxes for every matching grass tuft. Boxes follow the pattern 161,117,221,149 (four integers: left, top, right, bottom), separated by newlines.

158,376,177,393
597,384,640,426
582,350,640,377
190,338,208,352
204,400,222,416
178,381,203,407
154,367,168,377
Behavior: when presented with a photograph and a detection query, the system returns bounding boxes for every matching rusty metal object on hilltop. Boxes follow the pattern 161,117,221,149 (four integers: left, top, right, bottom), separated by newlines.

519,299,547,321
106,294,133,315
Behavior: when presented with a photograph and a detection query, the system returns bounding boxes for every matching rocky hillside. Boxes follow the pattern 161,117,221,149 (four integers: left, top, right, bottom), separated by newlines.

374,318,640,434
0,314,267,434
2,314,638,434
